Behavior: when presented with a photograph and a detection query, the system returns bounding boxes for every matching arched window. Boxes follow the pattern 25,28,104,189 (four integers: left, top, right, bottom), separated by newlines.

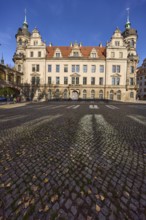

48,89,52,100
110,90,114,100
91,90,95,99
63,89,68,99
55,89,60,98
18,65,21,72
130,39,134,48
117,90,121,100
130,91,134,98
19,39,22,45
99,90,103,99
83,89,87,99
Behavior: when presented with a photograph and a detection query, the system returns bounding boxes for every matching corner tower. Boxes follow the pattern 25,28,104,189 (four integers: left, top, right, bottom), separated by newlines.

122,8,139,100
13,10,31,73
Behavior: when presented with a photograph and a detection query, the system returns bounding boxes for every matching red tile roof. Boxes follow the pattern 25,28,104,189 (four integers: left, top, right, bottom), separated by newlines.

46,46,106,59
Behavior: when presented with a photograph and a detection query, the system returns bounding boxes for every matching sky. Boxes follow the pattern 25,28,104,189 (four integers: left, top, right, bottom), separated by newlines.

0,0,146,66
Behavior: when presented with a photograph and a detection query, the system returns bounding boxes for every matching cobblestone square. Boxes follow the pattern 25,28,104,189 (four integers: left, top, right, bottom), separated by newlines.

0,101,146,220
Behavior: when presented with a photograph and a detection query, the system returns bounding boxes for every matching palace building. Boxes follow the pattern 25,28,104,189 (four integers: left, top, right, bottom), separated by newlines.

13,13,139,101
137,59,146,100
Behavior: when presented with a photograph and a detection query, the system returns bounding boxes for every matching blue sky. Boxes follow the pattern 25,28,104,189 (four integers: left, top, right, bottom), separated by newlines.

0,0,146,66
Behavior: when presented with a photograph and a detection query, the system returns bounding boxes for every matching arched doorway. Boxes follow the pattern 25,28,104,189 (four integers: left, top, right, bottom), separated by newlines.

63,89,68,99
99,90,103,99
72,90,79,100
110,90,114,100
0,69,6,80
91,90,95,99
117,90,121,100
83,89,87,99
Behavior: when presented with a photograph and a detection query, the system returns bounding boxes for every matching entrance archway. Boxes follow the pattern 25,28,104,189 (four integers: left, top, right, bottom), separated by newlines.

71,90,79,100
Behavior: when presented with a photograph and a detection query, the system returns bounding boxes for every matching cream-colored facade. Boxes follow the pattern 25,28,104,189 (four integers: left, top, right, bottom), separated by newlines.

137,59,146,100
13,16,139,101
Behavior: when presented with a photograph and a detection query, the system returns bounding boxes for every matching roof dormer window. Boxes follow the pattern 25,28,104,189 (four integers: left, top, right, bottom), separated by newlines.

90,48,98,58
73,52,79,57
56,53,61,58
91,53,96,58
54,48,62,58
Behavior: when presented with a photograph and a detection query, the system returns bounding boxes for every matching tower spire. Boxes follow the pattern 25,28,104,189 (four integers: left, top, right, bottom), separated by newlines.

1,53,4,65
125,8,131,29
23,8,28,29
24,9,27,24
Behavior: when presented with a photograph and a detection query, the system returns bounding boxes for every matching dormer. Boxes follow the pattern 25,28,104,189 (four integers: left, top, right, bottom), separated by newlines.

90,48,98,58
69,42,83,57
53,48,62,58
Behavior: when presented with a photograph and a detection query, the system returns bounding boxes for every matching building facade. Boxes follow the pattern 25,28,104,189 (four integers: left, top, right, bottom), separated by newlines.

13,14,139,101
137,59,146,100
0,58,22,98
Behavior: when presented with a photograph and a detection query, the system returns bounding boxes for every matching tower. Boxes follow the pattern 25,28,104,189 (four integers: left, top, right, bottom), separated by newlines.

122,8,139,100
1,54,4,65
13,9,31,73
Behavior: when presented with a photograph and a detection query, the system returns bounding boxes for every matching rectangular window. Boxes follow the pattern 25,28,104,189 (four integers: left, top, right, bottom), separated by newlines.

115,41,120,46
83,77,87,85
36,65,40,72
32,76,35,85
38,51,41,57
48,77,52,85
56,65,60,73
91,65,96,73
117,65,120,73
32,77,40,85
130,66,134,73
111,52,115,58
112,65,120,73
72,65,80,72
91,77,95,85
30,51,34,57
56,77,60,84
91,53,96,58
76,77,79,85
83,65,87,73
56,53,60,57
99,65,104,73
112,77,120,85
73,52,79,57
36,77,40,85
48,65,52,72
72,77,75,84
76,65,80,72
119,52,123,58
32,64,35,72
130,78,134,85
99,77,103,85
72,65,75,72
64,77,68,84
112,65,116,73
34,41,38,46
64,65,68,72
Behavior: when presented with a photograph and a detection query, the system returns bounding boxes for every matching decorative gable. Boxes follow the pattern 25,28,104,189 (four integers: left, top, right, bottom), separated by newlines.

90,48,98,58
53,48,62,58
69,42,83,57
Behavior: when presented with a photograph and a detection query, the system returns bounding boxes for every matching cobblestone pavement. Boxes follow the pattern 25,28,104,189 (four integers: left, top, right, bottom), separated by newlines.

0,101,146,220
